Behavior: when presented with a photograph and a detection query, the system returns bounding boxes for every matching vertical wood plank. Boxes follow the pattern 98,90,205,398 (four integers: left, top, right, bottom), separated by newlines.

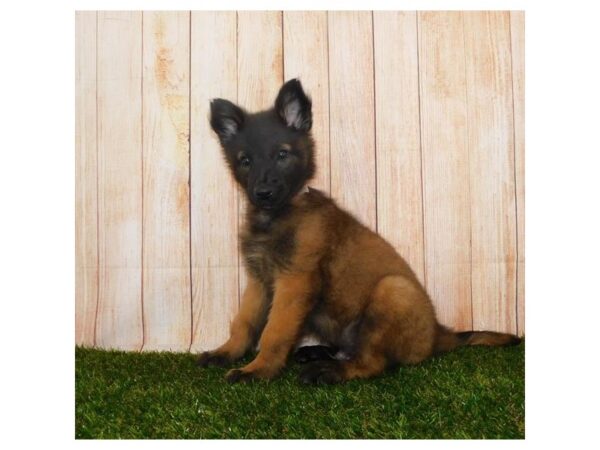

75,11,98,347
464,11,517,334
190,11,239,352
511,11,525,336
237,11,284,297
96,11,144,350
237,11,283,111
142,11,191,351
373,11,425,284
328,11,376,229
417,12,472,330
283,11,330,193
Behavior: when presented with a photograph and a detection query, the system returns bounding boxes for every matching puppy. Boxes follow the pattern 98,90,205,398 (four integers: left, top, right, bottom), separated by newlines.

197,79,520,384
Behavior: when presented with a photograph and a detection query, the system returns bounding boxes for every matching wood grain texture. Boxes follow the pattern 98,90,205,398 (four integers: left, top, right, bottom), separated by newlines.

237,11,283,111
463,11,517,334
510,11,525,336
283,11,330,193
328,11,376,229
190,12,240,352
96,11,144,350
417,12,472,331
76,11,526,350
236,11,284,298
373,11,425,284
75,11,98,347
142,12,191,351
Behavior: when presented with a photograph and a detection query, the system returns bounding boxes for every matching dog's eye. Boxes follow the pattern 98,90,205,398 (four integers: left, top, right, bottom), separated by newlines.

240,156,251,168
277,150,289,160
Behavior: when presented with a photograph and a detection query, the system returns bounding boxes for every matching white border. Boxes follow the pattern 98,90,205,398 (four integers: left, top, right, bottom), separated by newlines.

2,0,600,447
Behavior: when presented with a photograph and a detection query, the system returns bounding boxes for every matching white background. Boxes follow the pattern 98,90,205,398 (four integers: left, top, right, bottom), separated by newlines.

0,0,598,448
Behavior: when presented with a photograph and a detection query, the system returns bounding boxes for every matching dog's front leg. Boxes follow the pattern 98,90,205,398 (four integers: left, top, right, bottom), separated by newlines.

197,276,268,367
225,272,314,382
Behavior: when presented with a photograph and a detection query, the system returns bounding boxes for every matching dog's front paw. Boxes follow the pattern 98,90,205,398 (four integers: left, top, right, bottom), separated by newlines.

225,368,260,383
299,361,344,385
196,351,232,368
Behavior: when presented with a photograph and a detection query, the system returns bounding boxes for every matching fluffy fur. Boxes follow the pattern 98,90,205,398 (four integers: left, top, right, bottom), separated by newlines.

197,79,521,384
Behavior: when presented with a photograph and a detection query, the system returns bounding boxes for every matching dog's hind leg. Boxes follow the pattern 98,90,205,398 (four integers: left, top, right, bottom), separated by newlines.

299,275,437,384
298,316,389,383
299,351,387,384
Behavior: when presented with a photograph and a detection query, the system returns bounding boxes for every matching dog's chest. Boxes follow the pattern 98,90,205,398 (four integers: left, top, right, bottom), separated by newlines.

241,226,296,282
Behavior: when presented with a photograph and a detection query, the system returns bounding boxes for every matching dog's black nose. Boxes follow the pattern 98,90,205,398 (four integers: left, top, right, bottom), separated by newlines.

255,188,274,200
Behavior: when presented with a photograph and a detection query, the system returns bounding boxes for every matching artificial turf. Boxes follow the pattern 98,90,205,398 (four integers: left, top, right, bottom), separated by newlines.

75,342,524,439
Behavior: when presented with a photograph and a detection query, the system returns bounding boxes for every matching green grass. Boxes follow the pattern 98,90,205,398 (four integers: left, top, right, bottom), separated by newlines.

75,343,524,439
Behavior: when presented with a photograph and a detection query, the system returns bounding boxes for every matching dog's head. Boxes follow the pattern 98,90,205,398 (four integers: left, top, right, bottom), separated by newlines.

209,79,315,211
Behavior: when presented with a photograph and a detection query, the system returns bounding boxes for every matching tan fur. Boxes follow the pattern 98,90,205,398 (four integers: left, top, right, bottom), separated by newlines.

202,79,521,383
211,277,268,360
200,189,519,383
239,271,317,378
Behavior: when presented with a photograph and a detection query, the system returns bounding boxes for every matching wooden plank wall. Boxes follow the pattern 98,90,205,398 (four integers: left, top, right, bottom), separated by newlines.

95,11,144,350
75,11,525,351
189,11,239,353
75,11,98,347
510,11,525,337
141,12,191,351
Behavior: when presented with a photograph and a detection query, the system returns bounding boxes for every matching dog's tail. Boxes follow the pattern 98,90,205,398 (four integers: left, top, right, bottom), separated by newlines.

433,324,522,355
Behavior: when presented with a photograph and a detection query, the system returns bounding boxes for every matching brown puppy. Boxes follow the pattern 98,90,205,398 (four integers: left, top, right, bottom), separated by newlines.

197,79,520,384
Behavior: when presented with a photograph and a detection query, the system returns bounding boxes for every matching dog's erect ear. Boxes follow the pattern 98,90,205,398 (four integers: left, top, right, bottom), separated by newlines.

275,79,312,132
210,99,245,144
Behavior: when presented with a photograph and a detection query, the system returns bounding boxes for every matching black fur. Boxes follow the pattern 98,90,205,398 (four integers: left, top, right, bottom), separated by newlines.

225,368,259,384
210,99,245,144
299,360,344,385
241,225,296,283
209,78,316,213
274,78,313,131
294,345,339,363
197,352,232,368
